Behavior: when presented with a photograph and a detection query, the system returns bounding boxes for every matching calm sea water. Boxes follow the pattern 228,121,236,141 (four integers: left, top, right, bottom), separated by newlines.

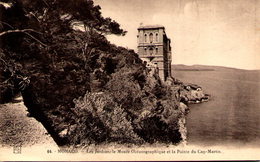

173,69,260,147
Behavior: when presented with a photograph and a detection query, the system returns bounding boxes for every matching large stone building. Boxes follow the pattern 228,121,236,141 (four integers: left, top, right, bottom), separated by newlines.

137,25,172,81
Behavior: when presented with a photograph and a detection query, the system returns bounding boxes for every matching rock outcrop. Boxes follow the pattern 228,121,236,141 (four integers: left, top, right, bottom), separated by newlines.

180,83,210,104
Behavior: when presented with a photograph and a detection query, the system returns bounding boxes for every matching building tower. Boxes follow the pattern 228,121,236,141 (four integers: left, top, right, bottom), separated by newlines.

137,25,172,81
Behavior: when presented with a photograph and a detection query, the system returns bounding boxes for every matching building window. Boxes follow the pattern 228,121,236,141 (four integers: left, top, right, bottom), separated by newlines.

149,47,153,55
149,33,153,43
155,48,158,54
144,34,147,42
144,48,147,55
155,33,158,42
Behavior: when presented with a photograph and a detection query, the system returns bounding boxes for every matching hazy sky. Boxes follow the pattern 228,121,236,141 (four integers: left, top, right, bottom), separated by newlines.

94,0,260,70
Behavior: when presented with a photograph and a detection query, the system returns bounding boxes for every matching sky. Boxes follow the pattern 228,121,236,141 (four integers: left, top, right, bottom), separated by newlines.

94,0,260,70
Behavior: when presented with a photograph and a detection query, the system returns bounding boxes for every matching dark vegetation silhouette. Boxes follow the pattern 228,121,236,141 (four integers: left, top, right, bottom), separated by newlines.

0,0,184,147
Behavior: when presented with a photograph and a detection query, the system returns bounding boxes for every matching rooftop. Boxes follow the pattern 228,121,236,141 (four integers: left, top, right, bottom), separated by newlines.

184,83,202,90
138,24,165,30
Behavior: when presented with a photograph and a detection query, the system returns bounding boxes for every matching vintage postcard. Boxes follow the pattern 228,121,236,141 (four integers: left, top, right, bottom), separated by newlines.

0,0,259,161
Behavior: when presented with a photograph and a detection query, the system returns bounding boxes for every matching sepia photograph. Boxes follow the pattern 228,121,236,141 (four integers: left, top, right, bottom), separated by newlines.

0,0,259,161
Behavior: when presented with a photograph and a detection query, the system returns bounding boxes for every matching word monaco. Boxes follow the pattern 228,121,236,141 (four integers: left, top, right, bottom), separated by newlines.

54,148,221,154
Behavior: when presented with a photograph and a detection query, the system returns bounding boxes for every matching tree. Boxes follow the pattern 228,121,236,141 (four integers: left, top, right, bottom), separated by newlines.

0,0,126,38
0,0,129,145
0,0,126,103
0,0,183,147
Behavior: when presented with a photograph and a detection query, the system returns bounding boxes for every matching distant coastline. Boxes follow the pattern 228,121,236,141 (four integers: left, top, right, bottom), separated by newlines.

172,64,260,71
174,69,215,71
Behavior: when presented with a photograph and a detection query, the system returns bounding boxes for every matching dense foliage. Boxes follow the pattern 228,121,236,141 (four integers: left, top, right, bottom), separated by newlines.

0,0,184,146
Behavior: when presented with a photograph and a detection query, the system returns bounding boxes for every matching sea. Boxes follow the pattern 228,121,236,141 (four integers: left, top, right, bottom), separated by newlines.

172,66,260,147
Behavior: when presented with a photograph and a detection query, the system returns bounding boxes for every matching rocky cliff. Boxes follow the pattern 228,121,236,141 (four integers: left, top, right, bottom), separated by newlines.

1,33,185,146
0,0,208,147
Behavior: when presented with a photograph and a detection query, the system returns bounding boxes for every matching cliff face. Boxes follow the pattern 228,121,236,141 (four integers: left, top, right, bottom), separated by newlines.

0,0,188,147
21,37,184,146
1,31,185,146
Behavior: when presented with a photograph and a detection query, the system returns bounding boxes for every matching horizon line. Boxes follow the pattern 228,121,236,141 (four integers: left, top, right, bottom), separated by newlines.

171,64,260,71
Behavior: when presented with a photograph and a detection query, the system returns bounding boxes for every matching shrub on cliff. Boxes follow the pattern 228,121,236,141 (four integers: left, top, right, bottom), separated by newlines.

72,92,143,145
70,64,183,145
0,0,184,146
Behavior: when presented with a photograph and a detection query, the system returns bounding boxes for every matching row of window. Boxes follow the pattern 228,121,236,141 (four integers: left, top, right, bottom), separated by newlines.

144,47,159,55
144,33,159,43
